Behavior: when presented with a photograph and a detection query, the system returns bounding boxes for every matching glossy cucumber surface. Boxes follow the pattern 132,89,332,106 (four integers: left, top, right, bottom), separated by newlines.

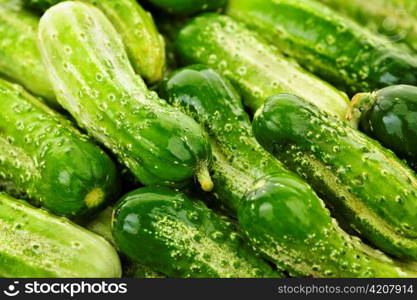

227,0,417,95
0,193,121,278
23,0,166,83
254,93,417,260
0,78,118,218
319,0,417,51
0,1,56,106
144,0,225,15
239,175,417,277
38,2,213,191
175,13,350,121
112,187,279,278
348,85,417,170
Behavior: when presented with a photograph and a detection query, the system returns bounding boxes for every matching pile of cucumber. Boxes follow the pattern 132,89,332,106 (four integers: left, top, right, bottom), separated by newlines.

1,0,417,278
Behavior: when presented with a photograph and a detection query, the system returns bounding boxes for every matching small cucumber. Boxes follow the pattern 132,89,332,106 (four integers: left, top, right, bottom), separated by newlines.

226,0,417,95
160,66,417,277
253,93,417,260
112,187,279,278
239,175,417,277
0,193,121,278
38,2,213,191
319,0,417,51
0,1,56,107
175,13,350,122
348,85,417,171
0,78,118,218
23,0,166,83
144,0,225,15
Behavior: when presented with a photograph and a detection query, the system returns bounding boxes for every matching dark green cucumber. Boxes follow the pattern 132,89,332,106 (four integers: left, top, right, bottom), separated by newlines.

82,206,166,278
348,85,417,171
159,65,292,214
226,0,417,95
175,13,350,122
319,0,417,51
239,175,417,278
38,2,213,191
253,93,417,260
144,0,225,15
159,65,417,277
0,78,118,218
112,187,279,278
0,192,121,278
0,1,57,107
23,0,166,83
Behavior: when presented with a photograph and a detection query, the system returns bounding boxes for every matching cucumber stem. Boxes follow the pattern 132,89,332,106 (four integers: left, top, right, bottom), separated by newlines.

196,163,214,192
346,92,376,127
84,188,105,208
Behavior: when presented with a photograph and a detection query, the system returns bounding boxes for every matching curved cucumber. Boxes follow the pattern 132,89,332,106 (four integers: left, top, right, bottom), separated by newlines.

160,65,292,214
239,175,417,278
175,13,350,122
38,2,213,191
0,193,121,278
23,0,166,83
348,85,417,170
0,1,56,107
112,187,279,278
253,93,417,260
226,0,417,95
144,0,225,15
0,78,118,218
319,0,417,51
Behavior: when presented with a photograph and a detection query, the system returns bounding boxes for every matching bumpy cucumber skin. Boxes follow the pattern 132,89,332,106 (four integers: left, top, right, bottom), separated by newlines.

112,187,279,278
253,94,417,260
350,85,417,170
175,13,350,121
0,1,56,107
226,0,417,95
145,0,225,15
160,65,293,214
319,0,417,51
0,78,118,218
24,0,166,83
239,175,417,278
0,193,121,278
38,2,212,190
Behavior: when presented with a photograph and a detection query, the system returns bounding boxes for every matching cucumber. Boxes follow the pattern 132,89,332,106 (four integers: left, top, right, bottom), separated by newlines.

112,187,279,278
0,78,118,218
348,85,417,170
38,2,213,191
253,93,417,260
319,0,417,51
226,0,417,95
0,192,121,278
144,0,225,15
239,175,417,277
159,65,292,214
159,65,417,277
23,0,166,84
0,1,57,107
82,206,166,278
175,13,350,122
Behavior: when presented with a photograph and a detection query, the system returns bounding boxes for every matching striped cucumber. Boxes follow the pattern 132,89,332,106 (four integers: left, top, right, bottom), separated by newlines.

23,0,166,83
112,187,279,278
0,1,56,107
0,78,118,218
175,13,350,122
0,192,121,278
253,93,417,260
38,2,213,191
226,0,417,95
319,0,417,51
159,65,417,277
